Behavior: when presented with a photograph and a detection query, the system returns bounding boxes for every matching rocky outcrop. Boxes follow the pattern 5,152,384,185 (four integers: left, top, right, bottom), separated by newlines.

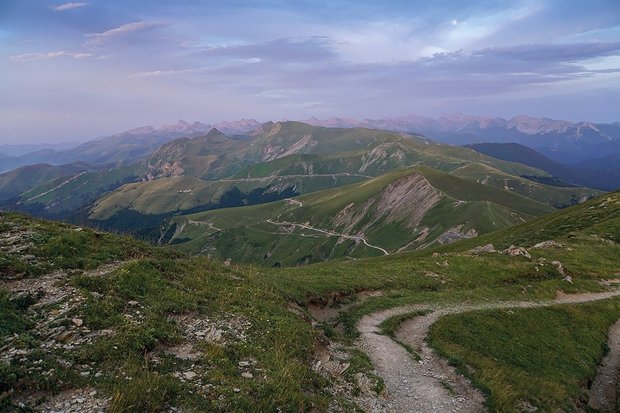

504,245,532,259
436,225,478,245
260,133,318,161
532,240,563,249
332,173,442,235
468,244,496,254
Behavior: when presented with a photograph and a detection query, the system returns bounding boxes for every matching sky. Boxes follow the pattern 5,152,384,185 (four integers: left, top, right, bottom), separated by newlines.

1,0,620,143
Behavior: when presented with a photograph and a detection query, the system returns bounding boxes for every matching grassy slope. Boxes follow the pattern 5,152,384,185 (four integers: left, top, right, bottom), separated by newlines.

89,174,367,219
428,299,620,411
19,164,144,214
0,212,326,412
449,162,599,208
167,166,553,264
0,162,94,200
259,190,619,321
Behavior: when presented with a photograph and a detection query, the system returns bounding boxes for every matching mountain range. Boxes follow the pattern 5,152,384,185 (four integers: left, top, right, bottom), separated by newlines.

302,114,620,163
3,114,619,176
1,116,620,412
0,120,602,265
0,119,262,173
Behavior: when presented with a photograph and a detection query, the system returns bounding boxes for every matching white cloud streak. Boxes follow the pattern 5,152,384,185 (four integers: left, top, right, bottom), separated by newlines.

51,2,88,11
9,51,93,62
85,21,161,45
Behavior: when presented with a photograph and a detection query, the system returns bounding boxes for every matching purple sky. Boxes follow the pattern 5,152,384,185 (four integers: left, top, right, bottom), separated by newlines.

1,0,619,143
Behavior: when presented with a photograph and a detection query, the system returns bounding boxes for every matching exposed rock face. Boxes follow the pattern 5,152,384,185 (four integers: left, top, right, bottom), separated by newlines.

532,240,563,249
376,174,442,228
504,245,532,259
359,142,408,173
332,173,442,235
468,244,496,254
436,225,478,245
144,139,189,181
260,133,318,161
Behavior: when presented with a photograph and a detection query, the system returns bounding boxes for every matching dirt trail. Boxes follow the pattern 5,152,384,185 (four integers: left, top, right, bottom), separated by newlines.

357,290,620,413
23,171,87,202
213,172,373,183
588,318,620,412
266,219,389,255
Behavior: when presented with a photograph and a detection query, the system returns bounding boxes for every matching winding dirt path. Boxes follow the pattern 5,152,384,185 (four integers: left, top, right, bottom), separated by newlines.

212,172,373,183
266,219,389,255
357,290,620,413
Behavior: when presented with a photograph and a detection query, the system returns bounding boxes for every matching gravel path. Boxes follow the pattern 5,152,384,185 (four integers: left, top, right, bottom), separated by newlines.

357,290,620,413
587,317,620,412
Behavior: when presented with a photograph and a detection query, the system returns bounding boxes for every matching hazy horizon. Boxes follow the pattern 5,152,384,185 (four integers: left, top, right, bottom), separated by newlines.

2,0,619,143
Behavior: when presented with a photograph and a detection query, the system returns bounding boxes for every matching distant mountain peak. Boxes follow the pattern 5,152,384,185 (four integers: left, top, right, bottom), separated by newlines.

125,125,157,135
212,119,262,135
505,115,573,135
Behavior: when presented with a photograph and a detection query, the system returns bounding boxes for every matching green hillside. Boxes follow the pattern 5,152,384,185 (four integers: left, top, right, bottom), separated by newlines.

1,123,600,265
0,162,96,200
449,162,598,208
16,164,145,215
268,189,619,299
164,166,554,265
90,173,366,219
89,122,595,228
0,212,327,412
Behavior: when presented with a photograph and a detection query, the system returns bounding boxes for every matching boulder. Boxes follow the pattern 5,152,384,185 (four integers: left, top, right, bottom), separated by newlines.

468,244,496,255
551,260,566,276
183,371,197,380
504,245,531,259
532,240,563,249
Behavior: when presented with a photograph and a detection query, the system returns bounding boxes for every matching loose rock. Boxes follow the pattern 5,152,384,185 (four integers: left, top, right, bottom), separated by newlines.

468,244,496,255
183,371,197,380
504,245,531,259
532,240,563,249
551,260,566,276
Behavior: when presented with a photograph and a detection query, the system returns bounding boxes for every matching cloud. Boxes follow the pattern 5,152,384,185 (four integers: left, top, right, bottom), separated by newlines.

51,2,87,11
85,21,162,45
131,67,210,78
198,37,337,63
479,41,620,63
9,51,93,62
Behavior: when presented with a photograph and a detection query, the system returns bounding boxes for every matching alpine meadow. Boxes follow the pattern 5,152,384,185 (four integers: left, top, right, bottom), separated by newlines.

1,1,619,412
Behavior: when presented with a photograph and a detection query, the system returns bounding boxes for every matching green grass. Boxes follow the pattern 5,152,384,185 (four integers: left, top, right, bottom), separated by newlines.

0,289,34,336
253,190,620,344
428,299,620,412
0,210,329,411
70,257,327,412
379,310,429,337
0,211,166,276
